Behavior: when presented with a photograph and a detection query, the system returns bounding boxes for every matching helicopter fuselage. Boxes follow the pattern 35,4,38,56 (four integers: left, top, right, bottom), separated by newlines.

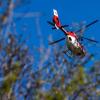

48,9,98,58
66,34,86,57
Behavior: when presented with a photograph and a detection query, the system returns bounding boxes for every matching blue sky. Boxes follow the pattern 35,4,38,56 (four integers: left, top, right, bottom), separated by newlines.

14,0,100,61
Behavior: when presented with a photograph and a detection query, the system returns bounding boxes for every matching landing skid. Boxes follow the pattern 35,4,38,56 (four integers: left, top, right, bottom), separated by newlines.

62,49,73,58
62,49,94,66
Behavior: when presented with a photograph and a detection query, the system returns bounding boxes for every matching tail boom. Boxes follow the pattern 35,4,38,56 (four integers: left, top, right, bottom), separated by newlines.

53,9,61,29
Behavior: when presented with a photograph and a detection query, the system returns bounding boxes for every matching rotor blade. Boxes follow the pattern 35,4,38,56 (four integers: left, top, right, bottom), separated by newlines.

81,36,99,43
52,27,56,29
49,37,65,45
47,21,55,26
61,25,69,28
52,25,69,29
85,19,99,28
76,20,99,33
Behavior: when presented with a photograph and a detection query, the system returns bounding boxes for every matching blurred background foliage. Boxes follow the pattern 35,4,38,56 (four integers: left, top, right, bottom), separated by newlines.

0,0,100,100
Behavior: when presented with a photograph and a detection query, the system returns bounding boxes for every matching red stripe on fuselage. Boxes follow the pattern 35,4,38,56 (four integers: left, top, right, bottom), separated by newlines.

67,32,78,39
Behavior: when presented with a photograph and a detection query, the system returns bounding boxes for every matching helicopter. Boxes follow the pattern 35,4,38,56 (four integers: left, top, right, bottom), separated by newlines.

47,9,99,58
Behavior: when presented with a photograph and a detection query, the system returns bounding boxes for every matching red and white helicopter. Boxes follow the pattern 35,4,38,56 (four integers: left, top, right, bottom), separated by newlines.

48,9,99,58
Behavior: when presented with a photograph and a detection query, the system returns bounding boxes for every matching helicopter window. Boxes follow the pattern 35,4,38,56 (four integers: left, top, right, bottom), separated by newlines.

68,37,72,41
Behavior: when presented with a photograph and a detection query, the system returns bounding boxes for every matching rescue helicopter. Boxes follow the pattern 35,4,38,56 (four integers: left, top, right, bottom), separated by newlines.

47,9,99,58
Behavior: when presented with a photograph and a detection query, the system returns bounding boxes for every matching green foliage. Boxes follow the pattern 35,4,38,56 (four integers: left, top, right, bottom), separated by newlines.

45,88,64,100
1,62,21,93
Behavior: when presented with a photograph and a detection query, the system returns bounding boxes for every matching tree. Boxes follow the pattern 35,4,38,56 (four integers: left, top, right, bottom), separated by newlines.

0,0,100,100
